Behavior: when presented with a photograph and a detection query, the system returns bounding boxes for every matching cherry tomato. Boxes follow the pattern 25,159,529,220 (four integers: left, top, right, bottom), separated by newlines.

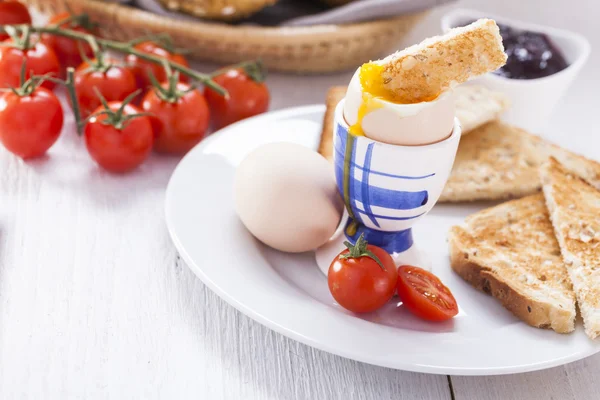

0,1,32,42
84,102,153,173
125,41,189,92
41,12,94,71
396,266,459,322
141,82,210,154
74,59,138,118
0,41,60,89
0,87,63,159
205,69,270,130
328,236,398,313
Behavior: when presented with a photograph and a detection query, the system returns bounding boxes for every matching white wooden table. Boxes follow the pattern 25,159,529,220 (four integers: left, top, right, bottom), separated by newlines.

1,0,598,398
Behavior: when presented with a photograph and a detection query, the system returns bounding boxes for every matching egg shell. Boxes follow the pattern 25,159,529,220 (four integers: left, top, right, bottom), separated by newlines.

234,142,344,253
344,69,456,146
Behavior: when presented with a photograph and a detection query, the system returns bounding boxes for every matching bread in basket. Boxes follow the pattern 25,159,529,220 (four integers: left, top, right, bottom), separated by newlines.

23,0,428,73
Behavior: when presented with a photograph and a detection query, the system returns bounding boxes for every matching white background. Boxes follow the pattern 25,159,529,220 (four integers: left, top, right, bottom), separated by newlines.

1,0,599,399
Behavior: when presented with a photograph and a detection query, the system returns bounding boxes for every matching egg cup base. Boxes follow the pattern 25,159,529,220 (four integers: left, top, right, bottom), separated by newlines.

315,214,433,276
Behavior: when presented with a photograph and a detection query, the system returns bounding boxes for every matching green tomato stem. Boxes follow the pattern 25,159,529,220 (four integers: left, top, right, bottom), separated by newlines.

340,233,386,271
4,24,229,96
64,68,84,135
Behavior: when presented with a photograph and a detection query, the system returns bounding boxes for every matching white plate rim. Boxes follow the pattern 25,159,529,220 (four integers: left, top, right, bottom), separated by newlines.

165,105,600,376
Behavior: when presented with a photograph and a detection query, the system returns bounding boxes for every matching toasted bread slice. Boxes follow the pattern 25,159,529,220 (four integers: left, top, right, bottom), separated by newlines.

374,19,507,103
449,194,576,333
157,0,277,20
440,121,600,202
454,85,510,134
318,86,346,162
317,85,509,162
541,157,600,339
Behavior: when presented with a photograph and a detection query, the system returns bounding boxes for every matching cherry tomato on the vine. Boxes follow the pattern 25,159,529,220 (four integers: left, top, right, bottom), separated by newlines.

74,59,138,118
396,265,459,322
141,82,210,154
328,235,398,313
205,69,270,130
84,102,153,173
125,41,189,92
0,41,60,89
41,12,95,72
0,86,63,159
0,1,32,42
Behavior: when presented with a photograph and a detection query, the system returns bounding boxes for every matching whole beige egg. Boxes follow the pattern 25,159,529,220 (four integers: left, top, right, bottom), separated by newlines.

234,142,344,253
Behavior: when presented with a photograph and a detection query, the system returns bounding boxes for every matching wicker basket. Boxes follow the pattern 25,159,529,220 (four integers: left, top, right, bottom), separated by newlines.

23,0,427,73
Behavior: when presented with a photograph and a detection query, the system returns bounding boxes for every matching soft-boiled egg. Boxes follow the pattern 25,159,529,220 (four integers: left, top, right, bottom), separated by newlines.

234,142,344,253
343,67,455,146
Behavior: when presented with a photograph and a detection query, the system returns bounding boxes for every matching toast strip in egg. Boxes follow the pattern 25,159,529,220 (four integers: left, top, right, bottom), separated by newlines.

373,19,507,103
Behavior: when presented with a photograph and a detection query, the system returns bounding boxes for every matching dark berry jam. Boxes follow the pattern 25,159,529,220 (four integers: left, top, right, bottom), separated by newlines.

463,20,569,79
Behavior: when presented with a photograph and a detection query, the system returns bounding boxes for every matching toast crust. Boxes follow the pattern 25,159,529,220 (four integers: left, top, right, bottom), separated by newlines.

379,19,507,103
449,233,574,333
541,157,600,339
448,194,576,333
318,86,346,163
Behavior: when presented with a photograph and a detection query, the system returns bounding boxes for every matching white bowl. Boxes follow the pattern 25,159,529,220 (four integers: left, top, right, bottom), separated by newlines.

441,8,591,134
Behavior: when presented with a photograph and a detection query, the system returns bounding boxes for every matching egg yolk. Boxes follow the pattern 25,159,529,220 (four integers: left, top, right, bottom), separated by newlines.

349,62,395,136
359,62,390,99
349,61,443,136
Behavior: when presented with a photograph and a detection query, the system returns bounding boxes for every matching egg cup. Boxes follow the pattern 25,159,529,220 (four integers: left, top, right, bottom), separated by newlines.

315,99,461,275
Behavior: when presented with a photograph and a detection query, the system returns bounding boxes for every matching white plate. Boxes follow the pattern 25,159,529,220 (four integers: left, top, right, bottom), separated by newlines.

165,105,600,376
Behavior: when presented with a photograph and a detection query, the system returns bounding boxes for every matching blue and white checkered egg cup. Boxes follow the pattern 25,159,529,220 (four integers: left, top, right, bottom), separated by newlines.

315,99,461,275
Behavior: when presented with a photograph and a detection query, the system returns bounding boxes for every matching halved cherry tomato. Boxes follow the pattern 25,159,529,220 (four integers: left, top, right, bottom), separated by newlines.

141,82,210,154
0,1,32,42
74,59,138,118
205,69,270,130
328,235,398,313
41,12,95,71
396,265,458,321
0,86,63,159
0,40,60,89
125,41,189,92
84,101,153,173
